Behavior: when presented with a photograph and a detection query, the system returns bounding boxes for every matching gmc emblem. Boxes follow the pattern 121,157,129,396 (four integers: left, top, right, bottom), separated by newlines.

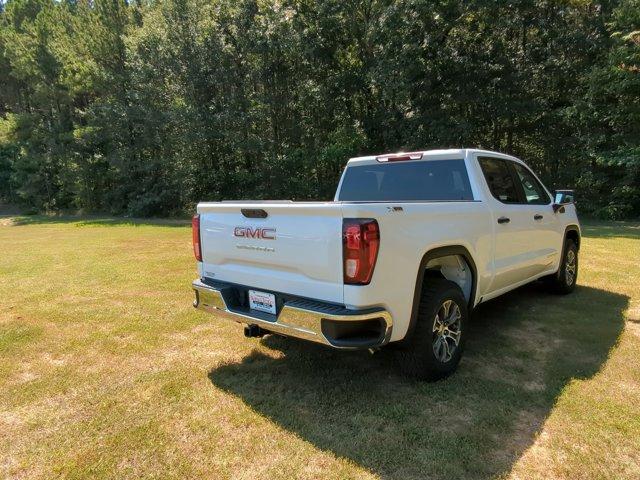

233,226,276,240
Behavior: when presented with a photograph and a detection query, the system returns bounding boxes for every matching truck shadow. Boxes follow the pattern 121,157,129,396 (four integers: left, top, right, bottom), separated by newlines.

207,284,627,479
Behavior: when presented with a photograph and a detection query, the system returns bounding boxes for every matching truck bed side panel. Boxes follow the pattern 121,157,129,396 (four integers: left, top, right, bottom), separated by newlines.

340,201,493,342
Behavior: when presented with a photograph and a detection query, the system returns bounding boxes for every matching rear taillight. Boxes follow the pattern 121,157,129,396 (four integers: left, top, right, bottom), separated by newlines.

192,214,202,261
343,219,380,285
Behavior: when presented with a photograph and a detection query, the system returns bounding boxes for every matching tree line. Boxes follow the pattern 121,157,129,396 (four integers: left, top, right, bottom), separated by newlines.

0,0,638,218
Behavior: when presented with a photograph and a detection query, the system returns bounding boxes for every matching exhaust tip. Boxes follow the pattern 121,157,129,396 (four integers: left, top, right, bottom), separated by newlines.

244,324,264,338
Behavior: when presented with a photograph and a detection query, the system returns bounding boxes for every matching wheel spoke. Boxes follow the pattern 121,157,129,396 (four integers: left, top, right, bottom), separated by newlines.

445,305,461,326
445,329,461,345
433,314,443,332
440,340,449,362
433,336,443,361
441,338,451,361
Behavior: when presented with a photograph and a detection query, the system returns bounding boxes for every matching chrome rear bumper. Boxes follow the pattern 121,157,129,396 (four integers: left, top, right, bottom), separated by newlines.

192,279,393,349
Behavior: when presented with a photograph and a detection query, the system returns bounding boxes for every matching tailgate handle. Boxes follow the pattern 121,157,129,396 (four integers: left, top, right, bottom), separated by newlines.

241,208,268,219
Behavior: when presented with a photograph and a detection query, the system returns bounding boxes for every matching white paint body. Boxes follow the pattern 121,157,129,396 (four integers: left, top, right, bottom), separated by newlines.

197,149,580,343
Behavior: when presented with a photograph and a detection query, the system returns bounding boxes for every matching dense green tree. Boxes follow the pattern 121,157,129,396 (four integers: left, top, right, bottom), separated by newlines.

0,0,638,218
574,0,640,218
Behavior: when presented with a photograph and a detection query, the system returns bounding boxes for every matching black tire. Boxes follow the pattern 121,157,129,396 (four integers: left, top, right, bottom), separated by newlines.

394,278,467,381
544,239,578,295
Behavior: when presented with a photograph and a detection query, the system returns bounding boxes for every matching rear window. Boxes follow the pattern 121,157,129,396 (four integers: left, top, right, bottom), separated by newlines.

337,159,474,202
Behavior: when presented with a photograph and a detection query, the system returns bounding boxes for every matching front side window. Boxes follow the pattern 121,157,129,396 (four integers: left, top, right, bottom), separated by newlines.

478,157,520,204
512,162,550,205
338,159,474,202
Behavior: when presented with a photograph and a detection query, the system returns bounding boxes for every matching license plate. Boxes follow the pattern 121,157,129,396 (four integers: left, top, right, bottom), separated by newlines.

248,290,276,315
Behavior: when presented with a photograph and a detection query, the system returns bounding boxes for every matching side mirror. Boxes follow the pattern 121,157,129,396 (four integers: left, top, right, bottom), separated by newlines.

554,189,575,205
552,189,574,214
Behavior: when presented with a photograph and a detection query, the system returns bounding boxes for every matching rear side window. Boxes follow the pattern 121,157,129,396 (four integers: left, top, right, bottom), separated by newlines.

478,157,520,204
337,159,474,202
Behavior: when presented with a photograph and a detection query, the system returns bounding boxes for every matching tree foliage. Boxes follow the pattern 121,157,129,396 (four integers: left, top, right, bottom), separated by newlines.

0,0,638,218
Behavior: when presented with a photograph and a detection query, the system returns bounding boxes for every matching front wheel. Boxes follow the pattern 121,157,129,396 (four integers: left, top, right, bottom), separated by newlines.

394,278,467,381
544,239,578,294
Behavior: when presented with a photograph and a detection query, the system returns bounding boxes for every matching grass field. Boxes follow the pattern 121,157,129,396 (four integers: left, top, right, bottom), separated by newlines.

1,216,639,479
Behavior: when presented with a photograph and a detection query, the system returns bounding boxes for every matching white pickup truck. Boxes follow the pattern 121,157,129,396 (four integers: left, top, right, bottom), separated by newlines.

192,149,580,380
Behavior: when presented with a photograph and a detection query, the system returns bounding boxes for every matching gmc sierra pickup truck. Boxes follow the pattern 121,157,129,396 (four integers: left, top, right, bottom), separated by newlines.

192,149,580,380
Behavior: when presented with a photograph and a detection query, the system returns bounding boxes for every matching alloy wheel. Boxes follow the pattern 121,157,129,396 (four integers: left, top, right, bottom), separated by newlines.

432,299,462,363
565,249,576,286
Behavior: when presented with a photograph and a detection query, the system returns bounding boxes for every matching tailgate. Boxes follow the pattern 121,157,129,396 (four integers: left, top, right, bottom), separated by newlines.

197,202,344,304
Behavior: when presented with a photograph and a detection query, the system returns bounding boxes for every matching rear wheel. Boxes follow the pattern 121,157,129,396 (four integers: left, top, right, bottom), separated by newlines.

394,278,467,381
545,239,578,294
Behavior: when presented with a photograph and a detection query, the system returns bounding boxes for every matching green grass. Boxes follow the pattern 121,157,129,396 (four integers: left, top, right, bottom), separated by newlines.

1,215,639,479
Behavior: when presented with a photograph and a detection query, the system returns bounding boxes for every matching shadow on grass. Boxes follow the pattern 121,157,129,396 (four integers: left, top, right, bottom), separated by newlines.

582,221,640,240
208,283,626,479
6,215,189,228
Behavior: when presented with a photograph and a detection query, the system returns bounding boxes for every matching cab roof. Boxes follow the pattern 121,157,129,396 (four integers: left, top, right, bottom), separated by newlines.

346,148,519,165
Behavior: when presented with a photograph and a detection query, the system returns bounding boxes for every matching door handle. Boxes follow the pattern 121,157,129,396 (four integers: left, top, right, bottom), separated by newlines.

497,216,510,224
534,214,544,221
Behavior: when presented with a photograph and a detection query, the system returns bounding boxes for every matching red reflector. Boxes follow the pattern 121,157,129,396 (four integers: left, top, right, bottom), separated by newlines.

343,219,380,285
192,214,202,261
376,151,423,162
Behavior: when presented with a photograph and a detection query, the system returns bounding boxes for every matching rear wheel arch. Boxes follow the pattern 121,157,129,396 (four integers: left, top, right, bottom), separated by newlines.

398,246,478,347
